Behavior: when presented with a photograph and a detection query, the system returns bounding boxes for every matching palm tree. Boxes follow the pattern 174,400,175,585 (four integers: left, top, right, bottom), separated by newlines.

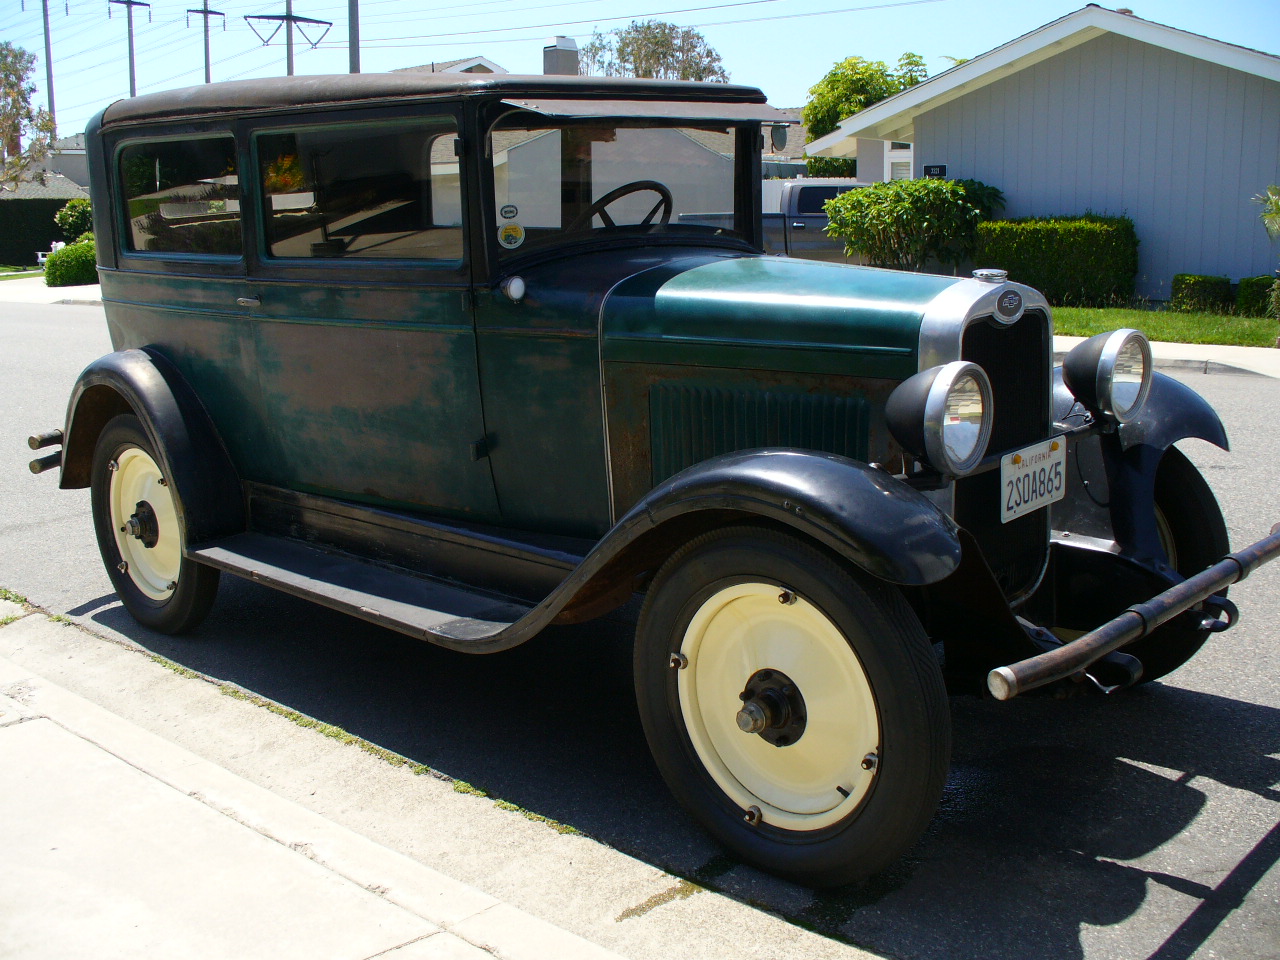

1255,185,1280,240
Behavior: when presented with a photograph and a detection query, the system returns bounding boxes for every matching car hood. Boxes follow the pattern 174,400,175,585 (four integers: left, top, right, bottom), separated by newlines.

601,254,962,380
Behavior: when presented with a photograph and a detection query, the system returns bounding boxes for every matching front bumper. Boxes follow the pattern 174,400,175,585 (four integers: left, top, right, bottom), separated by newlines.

989,522,1280,700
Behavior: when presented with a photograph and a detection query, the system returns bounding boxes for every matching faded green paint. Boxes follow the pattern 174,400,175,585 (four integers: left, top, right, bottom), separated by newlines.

603,256,957,380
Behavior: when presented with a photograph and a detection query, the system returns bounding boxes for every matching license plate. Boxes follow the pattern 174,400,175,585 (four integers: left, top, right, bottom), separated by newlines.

1000,438,1066,523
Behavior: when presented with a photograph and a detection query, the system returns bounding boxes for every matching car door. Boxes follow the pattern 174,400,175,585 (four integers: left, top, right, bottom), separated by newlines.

242,109,500,522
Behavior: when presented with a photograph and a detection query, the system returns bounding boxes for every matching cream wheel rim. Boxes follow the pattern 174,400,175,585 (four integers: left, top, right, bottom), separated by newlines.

109,447,181,601
678,583,880,831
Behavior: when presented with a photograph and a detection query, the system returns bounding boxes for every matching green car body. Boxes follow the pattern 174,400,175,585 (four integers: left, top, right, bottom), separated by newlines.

32,71,1268,887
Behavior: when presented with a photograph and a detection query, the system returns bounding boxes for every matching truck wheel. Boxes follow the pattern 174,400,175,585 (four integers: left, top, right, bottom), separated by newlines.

1127,446,1229,682
91,414,219,634
634,526,950,887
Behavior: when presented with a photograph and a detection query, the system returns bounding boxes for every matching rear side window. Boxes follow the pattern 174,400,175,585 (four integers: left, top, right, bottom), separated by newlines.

119,137,241,256
795,186,843,215
256,119,463,261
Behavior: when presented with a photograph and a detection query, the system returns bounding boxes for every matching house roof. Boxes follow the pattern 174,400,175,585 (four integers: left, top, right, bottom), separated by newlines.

394,56,507,75
808,4,1280,157
0,171,90,200
52,133,86,153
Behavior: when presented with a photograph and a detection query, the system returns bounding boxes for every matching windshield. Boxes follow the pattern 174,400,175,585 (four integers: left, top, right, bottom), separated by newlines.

489,115,746,258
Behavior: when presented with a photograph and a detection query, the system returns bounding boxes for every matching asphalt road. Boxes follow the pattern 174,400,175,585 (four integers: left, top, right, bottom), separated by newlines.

3,300,1278,960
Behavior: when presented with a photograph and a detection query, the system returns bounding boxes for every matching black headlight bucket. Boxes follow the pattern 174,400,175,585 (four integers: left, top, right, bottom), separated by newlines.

886,361,994,477
1062,329,1153,424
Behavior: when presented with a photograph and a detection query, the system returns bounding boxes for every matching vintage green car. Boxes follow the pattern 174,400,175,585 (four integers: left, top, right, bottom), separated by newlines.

29,73,1280,886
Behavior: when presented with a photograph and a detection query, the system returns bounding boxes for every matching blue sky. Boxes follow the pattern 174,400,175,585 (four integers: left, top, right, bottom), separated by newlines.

3,0,1276,140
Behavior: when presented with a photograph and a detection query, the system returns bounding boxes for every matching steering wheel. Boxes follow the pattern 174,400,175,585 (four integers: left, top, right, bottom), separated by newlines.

568,180,673,231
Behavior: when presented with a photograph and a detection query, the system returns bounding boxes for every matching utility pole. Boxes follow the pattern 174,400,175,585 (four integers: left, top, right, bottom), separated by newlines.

348,0,359,73
108,0,151,97
245,4,331,77
40,0,55,133
186,1,226,84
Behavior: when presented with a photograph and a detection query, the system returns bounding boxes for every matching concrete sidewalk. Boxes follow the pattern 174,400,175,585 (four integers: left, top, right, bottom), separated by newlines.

0,600,625,960
0,274,101,305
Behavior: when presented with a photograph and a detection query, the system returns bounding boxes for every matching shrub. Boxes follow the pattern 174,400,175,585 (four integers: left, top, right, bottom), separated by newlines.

974,216,1138,306
75,230,94,246
1171,273,1232,312
1236,276,1275,317
54,198,92,241
1270,278,1280,321
824,177,1003,271
43,240,98,287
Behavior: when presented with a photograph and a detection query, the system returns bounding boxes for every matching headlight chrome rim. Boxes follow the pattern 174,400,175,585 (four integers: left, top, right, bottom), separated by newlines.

1097,329,1152,423
923,361,994,476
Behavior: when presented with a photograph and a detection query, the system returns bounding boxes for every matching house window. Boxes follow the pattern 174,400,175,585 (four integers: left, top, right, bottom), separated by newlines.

890,142,912,151
890,161,912,180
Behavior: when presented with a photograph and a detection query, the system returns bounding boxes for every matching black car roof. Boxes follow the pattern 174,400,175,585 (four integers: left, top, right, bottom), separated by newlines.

97,72,770,127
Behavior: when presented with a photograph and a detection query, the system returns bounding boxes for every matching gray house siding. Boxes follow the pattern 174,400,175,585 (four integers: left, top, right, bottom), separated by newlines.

914,33,1280,300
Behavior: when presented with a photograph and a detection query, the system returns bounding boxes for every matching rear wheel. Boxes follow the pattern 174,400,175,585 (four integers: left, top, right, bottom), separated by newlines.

91,414,219,634
1127,446,1229,682
635,526,949,887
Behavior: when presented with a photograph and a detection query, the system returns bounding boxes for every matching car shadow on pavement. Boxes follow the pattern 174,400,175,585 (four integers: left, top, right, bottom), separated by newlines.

93,574,1280,960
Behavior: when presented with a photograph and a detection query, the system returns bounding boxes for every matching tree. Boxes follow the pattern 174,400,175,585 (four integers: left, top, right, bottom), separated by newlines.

802,53,925,177
1,42,55,190
823,177,1004,272
55,198,93,240
579,21,729,82
1254,184,1280,241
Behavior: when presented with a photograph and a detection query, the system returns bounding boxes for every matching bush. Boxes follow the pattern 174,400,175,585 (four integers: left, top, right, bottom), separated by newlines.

75,230,94,246
54,198,92,241
43,240,98,287
1171,273,1232,312
1270,278,1280,321
974,216,1138,306
1235,275,1275,317
824,177,1003,271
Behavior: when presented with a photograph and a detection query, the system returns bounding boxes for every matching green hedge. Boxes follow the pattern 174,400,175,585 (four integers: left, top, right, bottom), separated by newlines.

1236,275,1275,317
1171,273,1232,312
0,199,66,266
1271,279,1280,321
44,241,98,287
974,216,1138,305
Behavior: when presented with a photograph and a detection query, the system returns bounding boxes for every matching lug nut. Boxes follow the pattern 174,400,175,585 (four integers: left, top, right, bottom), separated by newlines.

861,753,879,772
778,589,796,605
744,805,762,825
117,561,128,574
669,653,688,670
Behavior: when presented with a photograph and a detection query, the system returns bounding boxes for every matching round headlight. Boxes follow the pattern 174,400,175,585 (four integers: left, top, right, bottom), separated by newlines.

1062,329,1152,423
886,361,993,476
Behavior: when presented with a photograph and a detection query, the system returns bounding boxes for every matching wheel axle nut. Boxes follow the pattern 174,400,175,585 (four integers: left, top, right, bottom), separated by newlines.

736,700,768,734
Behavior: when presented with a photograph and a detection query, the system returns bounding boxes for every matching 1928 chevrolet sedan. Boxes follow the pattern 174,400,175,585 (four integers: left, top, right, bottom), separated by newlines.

30,73,1280,886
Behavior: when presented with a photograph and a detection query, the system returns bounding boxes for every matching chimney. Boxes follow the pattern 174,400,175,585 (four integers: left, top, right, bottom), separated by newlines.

543,36,578,75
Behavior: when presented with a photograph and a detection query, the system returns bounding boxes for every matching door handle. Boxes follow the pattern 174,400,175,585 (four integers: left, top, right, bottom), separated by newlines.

790,222,807,230
236,296,261,307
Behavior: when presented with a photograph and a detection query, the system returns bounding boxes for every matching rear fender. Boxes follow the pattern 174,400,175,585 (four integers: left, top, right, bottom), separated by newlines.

61,348,244,546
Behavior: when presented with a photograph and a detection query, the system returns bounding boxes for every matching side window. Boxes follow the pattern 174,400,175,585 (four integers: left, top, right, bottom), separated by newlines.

795,187,842,215
119,137,241,256
257,119,463,261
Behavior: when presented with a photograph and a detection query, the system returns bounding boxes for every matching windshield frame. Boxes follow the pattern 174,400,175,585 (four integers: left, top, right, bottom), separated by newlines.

478,105,762,274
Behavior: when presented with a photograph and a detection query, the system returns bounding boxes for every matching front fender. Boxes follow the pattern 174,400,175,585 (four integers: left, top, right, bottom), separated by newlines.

1053,368,1229,452
61,348,244,546
617,449,962,585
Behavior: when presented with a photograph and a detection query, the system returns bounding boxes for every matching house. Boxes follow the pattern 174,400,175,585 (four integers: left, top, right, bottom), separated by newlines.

394,56,508,76
806,5,1280,299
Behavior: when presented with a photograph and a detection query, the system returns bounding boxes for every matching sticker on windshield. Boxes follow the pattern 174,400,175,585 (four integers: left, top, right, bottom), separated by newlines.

497,222,526,249
500,203,519,220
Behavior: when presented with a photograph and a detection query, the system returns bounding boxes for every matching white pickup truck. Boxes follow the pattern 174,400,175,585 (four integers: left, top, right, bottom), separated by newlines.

683,178,866,262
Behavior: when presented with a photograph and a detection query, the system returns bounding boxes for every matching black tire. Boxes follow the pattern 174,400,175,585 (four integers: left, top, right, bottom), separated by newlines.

91,414,219,634
634,525,950,887
1126,446,1229,682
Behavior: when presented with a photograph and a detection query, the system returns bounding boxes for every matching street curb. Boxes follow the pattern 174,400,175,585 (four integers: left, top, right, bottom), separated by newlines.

0,616,626,960
1051,352,1265,378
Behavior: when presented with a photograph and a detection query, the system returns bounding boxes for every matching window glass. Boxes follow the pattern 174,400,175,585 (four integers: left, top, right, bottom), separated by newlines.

119,137,241,255
890,161,912,181
795,186,843,214
257,119,462,261
490,116,742,258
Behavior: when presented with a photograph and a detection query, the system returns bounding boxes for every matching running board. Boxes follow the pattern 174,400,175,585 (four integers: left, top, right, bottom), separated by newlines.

190,533,533,647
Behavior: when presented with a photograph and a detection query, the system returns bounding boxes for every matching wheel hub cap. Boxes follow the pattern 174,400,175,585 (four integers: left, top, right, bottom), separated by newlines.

126,500,160,549
735,668,807,747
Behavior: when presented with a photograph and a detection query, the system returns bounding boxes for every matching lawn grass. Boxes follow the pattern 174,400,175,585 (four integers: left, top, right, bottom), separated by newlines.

0,265,41,280
1054,306,1277,347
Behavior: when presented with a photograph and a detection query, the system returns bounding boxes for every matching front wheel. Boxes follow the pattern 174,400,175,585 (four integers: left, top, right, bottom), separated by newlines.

634,526,950,887
91,414,219,634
